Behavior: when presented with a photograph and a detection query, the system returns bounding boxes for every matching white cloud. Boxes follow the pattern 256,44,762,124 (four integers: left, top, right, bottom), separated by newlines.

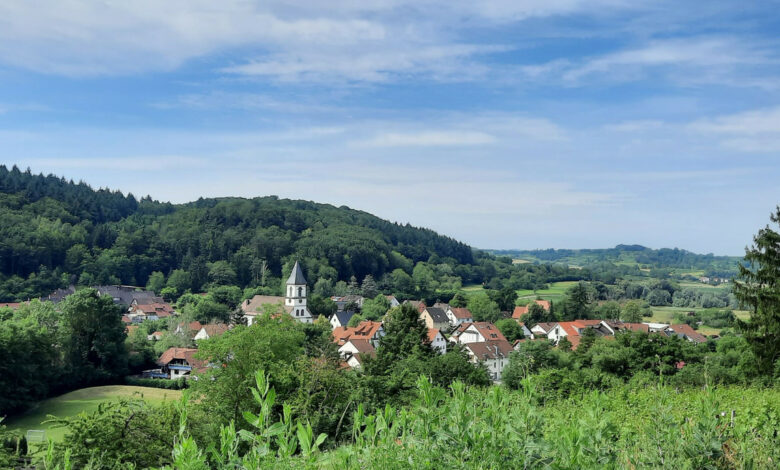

603,120,666,132
356,130,496,147
689,106,780,135
0,0,629,79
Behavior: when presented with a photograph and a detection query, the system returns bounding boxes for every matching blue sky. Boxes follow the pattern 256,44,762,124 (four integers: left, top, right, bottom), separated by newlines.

1,1,779,255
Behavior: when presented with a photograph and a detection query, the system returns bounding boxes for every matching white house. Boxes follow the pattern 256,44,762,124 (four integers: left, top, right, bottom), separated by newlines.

464,340,514,382
385,295,401,308
453,322,507,345
446,307,474,326
329,311,356,330
427,328,447,354
157,347,204,380
193,324,229,341
338,339,376,369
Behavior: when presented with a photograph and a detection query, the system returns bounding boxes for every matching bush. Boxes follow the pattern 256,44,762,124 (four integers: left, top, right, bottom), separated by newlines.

124,377,188,390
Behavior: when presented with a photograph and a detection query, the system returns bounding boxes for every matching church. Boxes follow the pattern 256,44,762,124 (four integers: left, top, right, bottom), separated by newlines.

240,261,313,325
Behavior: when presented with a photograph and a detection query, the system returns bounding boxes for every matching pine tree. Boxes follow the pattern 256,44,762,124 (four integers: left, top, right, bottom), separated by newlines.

361,275,378,298
733,206,780,375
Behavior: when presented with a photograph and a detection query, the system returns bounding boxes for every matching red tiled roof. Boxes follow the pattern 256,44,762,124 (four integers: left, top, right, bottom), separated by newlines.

470,322,507,342
157,347,206,372
512,300,551,319
200,323,229,338
332,321,383,345
449,307,473,320
427,328,442,343
0,302,22,309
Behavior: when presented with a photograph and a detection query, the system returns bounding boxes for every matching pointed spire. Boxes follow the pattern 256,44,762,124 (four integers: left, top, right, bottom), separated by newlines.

286,261,307,285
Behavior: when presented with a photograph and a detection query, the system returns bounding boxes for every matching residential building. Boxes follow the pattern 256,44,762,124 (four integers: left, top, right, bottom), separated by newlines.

194,323,229,341
464,340,514,382
453,322,507,345
338,339,376,369
665,324,708,343
427,328,447,354
329,311,356,330
157,347,205,379
446,307,473,326
420,307,450,330
333,320,385,348
511,299,551,320
385,295,401,308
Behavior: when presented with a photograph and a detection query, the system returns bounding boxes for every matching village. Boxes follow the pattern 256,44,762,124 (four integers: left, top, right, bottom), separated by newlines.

1,261,708,385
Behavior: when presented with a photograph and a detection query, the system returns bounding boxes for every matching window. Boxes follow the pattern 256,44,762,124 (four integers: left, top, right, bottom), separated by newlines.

298,286,303,297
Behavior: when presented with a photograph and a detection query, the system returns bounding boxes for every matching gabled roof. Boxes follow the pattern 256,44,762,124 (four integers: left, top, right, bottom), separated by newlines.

332,311,355,326
432,302,450,311
157,347,205,371
449,307,473,320
512,300,551,319
242,295,288,315
332,321,384,345
286,261,307,285
667,324,708,343
423,307,449,324
532,322,556,333
465,340,514,360
403,300,426,312
427,328,443,343
341,338,376,354
199,323,229,338
469,322,507,342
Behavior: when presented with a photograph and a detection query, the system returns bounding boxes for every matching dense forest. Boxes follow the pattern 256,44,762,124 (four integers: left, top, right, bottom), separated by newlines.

0,165,474,301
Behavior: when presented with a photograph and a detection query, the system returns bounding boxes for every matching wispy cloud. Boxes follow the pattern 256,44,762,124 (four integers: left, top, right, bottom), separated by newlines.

355,131,496,147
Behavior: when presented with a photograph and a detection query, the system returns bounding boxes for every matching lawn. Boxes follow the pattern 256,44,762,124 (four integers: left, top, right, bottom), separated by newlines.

647,306,751,336
4,385,183,442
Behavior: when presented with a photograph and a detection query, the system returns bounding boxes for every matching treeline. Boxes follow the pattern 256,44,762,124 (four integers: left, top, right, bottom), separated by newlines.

0,165,473,301
0,290,127,417
495,244,740,277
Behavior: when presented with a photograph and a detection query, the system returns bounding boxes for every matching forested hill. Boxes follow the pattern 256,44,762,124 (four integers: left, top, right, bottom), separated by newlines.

491,245,740,277
0,165,474,301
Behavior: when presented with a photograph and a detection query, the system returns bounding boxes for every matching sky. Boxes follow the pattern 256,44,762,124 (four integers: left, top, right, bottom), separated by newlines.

0,1,779,255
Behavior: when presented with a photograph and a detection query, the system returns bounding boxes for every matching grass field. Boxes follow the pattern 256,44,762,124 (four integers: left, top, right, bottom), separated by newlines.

646,306,750,336
4,385,183,442
516,281,578,303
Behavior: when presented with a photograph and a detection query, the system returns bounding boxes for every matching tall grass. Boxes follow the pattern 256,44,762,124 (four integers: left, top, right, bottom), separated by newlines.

158,374,780,469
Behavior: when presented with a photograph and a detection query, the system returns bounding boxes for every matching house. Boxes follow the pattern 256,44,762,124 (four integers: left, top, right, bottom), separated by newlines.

333,320,385,348
446,307,474,326
44,286,76,303
194,323,229,341
175,321,203,337
129,302,175,319
94,285,163,306
427,328,447,354
607,321,649,334
338,339,376,369
329,311,356,330
642,322,670,333
331,295,365,312
420,307,450,330
511,299,551,320
147,331,164,341
517,322,533,339
157,347,205,379
464,340,514,382
432,302,450,312
530,322,556,337
403,300,426,312
242,261,313,325
452,322,507,345
385,295,401,308
547,320,615,350
666,324,708,344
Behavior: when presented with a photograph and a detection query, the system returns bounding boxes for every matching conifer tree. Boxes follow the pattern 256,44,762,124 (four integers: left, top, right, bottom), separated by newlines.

733,206,780,375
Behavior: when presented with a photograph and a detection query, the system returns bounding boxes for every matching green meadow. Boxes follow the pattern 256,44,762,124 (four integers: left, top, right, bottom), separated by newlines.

4,386,182,442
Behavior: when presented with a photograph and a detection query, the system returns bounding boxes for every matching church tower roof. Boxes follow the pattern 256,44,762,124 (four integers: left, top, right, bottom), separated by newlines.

286,261,307,285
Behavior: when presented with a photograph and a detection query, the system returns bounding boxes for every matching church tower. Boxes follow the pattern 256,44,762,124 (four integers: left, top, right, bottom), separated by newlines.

285,261,312,323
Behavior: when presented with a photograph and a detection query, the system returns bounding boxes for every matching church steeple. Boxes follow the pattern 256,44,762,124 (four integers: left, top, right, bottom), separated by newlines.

285,261,311,323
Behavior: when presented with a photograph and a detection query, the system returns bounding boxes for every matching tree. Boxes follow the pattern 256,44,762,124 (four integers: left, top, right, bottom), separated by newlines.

495,318,525,342
561,282,592,320
467,292,501,323
207,261,237,286
488,287,518,312
598,300,621,320
309,294,337,319
361,294,391,320
60,288,128,385
733,206,780,375
558,336,573,352
522,302,555,327
347,314,365,327
361,275,378,298
621,300,644,323
145,271,166,294
192,315,305,427
369,304,433,370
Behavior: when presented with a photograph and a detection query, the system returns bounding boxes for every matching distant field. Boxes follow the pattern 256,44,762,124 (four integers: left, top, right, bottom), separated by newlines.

646,306,750,336
516,281,578,303
5,385,182,442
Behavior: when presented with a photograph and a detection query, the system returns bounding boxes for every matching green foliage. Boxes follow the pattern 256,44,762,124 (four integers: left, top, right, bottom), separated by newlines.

360,294,390,321
560,282,593,320
466,292,501,323
733,205,780,375
495,318,525,342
